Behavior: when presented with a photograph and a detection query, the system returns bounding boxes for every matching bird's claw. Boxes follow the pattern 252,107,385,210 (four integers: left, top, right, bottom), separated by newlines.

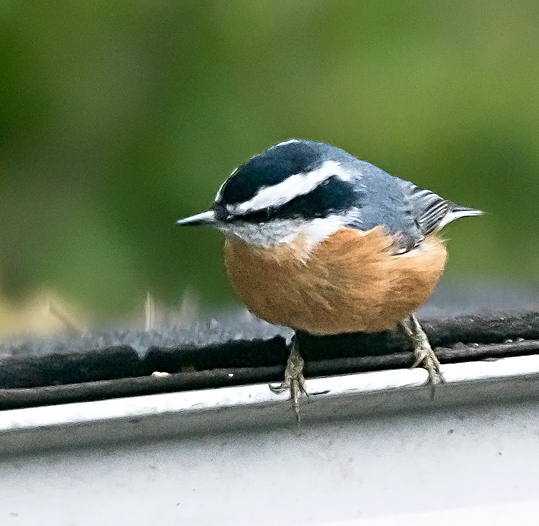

412,345,444,398
269,338,308,423
400,315,444,398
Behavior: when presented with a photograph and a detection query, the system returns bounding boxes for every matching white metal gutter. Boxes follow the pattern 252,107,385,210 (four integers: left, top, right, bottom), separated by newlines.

1,355,539,525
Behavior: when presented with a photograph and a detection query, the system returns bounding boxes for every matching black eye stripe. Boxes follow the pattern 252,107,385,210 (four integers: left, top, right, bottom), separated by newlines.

226,177,361,223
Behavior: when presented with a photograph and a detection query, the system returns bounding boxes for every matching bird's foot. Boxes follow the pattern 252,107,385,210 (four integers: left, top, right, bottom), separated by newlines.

269,338,308,423
412,344,442,385
400,315,444,396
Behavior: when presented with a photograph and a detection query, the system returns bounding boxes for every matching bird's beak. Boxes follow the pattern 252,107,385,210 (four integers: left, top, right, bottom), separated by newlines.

176,209,216,226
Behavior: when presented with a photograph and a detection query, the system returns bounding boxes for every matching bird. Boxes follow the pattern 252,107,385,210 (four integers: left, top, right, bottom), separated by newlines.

176,139,482,421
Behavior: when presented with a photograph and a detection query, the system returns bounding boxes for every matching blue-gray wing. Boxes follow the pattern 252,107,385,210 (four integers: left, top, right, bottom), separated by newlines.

343,162,427,251
339,158,481,252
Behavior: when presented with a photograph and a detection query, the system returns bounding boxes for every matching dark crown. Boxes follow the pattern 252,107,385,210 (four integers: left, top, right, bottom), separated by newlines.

218,141,326,206
214,140,361,223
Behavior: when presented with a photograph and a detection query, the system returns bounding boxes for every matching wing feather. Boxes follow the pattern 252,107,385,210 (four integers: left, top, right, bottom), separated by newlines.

402,182,481,237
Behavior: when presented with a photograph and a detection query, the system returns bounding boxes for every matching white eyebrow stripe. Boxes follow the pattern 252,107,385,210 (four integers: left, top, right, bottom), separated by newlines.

226,160,352,215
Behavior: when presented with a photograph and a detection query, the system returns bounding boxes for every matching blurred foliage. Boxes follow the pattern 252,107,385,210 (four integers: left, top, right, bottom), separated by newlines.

0,0,538,326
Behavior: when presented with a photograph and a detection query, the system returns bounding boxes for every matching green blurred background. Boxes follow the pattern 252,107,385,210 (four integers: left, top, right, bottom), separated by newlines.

1,0,538,330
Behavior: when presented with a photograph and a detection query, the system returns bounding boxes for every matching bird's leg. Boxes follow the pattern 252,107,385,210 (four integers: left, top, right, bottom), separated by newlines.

269,333,308,423
399,314,443,394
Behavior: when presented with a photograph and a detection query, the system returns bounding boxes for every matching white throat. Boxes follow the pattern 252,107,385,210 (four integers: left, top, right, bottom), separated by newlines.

215,213,355,254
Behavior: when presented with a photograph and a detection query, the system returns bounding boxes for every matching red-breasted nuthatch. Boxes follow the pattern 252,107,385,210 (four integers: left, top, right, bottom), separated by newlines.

177,139,482,420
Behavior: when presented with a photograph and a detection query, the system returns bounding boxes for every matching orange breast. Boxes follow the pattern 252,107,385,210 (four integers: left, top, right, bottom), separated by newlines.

224,227,447,335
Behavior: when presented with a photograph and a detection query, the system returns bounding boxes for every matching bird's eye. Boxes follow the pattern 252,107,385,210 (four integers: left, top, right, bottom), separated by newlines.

212,203,230,222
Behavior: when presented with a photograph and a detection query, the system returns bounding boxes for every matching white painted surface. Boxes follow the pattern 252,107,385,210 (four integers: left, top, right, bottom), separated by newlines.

1,356,539,525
